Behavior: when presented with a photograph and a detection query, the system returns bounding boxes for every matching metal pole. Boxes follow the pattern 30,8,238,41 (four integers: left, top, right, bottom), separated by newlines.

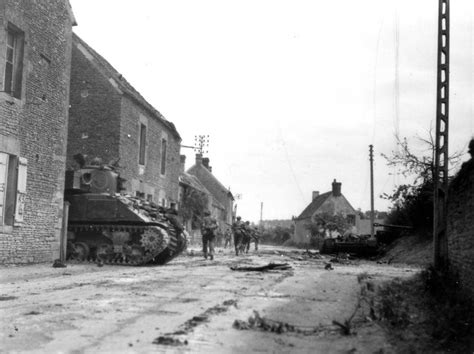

433,0,450,271
260,202,263,226
369,145,375,239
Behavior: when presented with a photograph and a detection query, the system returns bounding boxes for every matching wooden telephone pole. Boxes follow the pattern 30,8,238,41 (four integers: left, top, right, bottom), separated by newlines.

433,0,450,270
369,145,375,239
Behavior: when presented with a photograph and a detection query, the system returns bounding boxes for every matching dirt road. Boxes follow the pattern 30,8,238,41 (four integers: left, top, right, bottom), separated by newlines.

0,246,420,353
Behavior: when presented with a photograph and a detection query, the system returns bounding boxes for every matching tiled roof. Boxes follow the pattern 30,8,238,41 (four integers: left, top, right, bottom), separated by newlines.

179,172,226,210
187,163,234,206
295,191,332,220
179,172,209,195
72,32,181,140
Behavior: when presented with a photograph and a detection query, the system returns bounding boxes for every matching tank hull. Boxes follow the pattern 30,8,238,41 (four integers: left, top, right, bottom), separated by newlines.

65,193,186,265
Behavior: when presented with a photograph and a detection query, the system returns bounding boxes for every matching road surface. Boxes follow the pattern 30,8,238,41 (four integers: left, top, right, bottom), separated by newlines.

0,246,419,353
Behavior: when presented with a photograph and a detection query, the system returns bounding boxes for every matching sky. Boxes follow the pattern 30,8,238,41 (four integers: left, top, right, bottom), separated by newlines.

69,0,474,222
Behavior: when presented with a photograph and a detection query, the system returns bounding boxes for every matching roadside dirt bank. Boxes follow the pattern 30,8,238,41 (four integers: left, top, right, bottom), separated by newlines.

0,246,421,353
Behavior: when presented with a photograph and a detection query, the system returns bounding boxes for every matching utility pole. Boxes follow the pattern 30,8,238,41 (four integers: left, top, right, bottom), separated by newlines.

260,202,263,226
369,145,375,239
433,0,450,271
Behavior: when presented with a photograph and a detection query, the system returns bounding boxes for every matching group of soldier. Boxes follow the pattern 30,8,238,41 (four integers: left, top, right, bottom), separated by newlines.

200,212,260,260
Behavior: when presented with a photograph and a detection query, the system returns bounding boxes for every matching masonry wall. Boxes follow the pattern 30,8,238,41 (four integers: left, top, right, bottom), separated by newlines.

447,158,474,298
66,40,121,168
0,0,73,263
119,95,181,205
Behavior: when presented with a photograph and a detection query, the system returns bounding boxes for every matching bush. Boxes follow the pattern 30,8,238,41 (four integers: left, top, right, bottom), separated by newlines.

260,226,293,245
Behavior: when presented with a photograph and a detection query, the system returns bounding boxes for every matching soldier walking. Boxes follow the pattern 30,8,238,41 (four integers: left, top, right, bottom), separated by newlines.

251,226,260,251
201,211,218,260
232,216,244,256
242,221,252,254
223,228,232,249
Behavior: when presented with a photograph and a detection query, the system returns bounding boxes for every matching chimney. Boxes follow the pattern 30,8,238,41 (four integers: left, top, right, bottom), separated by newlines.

202,157,212,172
332,179,342,196
195,153,202,165
180,154,186,173
312,191,320,200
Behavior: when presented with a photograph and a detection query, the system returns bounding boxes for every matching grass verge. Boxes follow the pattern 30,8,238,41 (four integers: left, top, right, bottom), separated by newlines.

366,267,474,353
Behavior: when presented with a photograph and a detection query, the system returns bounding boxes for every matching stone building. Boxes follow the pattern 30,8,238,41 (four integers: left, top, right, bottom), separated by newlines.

0,0,76,263
447,140,474,299
67,33,181,206
293,179,358,244
186,154,234,229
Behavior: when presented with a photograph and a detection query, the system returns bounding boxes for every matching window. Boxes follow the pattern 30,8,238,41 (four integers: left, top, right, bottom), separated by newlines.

347,214,356,226
0,153,27,226
138,123,147,165
3,24,25,99
160,138,167,175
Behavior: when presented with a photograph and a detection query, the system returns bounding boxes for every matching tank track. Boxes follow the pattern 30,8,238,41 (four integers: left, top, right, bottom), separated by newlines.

67,222,186,266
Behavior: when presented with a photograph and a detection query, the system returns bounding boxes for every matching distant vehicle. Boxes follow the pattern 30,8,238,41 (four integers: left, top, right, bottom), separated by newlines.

320,234,378,257
64,163,186,265
319,223,412,257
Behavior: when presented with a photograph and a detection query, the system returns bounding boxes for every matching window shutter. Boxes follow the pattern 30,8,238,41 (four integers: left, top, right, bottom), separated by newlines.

14,157,27,224
0,153,8,225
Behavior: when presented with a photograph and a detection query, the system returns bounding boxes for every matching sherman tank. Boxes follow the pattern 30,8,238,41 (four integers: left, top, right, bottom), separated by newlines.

64,164,186,266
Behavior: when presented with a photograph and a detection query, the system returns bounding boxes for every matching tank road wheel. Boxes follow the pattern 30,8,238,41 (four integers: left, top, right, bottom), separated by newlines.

140,228,167,254
96,243,113,262
73,242,90,261
129,245,145,264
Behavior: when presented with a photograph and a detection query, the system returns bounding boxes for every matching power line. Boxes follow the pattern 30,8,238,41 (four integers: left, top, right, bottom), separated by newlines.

276,121,306,204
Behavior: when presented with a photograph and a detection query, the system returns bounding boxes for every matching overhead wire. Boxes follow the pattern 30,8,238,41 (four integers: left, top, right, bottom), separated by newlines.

393,5,400,187
372,16,384,144
276,120,306,204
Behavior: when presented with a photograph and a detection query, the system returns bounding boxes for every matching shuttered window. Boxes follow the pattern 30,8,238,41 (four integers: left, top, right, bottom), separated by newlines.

0,153,27,227
14,157,27,224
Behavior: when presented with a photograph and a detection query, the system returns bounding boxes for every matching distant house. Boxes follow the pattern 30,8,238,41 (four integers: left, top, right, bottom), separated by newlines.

67,33,182,207
261,219,294,230
293,179,357,243
186,154,234,230
0,0,76,263
178,154,223,242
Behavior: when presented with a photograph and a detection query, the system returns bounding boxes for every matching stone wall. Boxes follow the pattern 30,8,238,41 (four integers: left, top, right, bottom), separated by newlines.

0,0,74,263
119,95,181,205
447,156,474,298
67,39,122,168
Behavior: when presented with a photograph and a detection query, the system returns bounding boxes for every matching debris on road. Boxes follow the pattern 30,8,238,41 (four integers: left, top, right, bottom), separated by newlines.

0,296,18,301
154,299,238,346
230,263,292,272
324,263,333,270
24,311,41,316
153,336,188,346
233,310,329,335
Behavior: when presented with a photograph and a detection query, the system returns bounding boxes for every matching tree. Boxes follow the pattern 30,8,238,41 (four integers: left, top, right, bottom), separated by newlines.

178,188,208,229
260,226,293,245
305,212,351,238
381,133,463,236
